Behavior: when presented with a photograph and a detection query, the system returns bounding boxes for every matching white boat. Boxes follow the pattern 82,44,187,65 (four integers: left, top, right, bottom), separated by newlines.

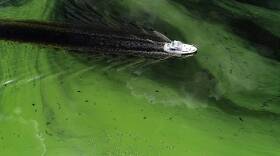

164,40,197,56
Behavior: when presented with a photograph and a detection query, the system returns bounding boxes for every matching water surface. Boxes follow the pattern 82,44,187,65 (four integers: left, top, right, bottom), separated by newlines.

0,0,279,155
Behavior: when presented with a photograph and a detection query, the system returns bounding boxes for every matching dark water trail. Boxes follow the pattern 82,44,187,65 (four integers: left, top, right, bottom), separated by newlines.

0,20,179,58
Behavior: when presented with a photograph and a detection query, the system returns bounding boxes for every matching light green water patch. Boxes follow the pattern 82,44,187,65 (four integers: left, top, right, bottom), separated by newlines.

0,0,54,20
0,0,280,155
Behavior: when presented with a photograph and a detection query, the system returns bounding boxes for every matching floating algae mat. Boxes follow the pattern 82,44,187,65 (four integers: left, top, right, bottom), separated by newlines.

0,0,280,155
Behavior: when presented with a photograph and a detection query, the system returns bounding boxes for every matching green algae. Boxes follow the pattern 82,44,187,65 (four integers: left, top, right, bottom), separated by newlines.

0,0,279,155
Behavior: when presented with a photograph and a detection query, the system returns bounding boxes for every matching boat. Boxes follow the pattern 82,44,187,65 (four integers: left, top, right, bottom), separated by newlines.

163,40,197,57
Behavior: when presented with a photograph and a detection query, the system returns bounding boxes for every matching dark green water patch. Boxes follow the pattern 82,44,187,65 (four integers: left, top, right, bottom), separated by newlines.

51,0,108,27
234,0,280,10
170,0,238,23
229,18,280,61
0,0,30,7
211,97,280,120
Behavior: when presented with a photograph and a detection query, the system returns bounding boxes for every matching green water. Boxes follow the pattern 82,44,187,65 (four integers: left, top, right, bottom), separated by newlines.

0,0,279,155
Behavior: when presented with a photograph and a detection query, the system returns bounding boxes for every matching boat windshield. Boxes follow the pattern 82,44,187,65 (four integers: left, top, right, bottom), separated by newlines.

170,41,183,50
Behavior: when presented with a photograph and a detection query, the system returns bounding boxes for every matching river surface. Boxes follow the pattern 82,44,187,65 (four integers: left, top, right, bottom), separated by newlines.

0,0,279,155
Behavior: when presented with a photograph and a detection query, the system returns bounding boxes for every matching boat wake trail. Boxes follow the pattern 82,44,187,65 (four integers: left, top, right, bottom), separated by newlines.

0,20,197,58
